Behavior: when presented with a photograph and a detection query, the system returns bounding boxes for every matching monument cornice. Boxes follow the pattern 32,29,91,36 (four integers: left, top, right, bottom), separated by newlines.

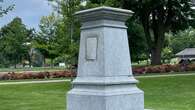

75,6,134,22
81,24,127,30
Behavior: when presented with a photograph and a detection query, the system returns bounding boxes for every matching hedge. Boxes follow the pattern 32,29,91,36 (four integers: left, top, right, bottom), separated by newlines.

1,64,195,80
0,71,76,80
133,64,195,74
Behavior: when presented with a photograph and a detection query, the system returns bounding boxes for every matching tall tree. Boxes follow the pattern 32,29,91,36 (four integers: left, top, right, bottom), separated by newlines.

48,0,81,65
35,13,59,66
25,28,37,67
127,20,149,62
0,17,29,68
89,0,149,63
90,0,195,65
121,0,195,65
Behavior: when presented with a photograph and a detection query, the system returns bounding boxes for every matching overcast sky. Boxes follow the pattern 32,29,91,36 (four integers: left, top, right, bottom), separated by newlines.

0,0,53,30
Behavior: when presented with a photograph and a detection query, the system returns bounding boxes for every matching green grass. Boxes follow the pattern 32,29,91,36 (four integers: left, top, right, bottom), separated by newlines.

0,75,195,110
0,82,71,110
138,75,195,110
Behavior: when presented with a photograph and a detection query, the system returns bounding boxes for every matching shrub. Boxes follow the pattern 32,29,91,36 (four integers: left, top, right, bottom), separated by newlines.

133,64,195,74
0,71,75,81
132,68,146,74
186,64,195,71
1,74,9,80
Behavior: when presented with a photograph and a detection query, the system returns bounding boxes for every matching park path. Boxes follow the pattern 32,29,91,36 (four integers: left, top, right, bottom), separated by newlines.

0,70,64,74
0,73,195,85
136,73,195,78
0,79,70,85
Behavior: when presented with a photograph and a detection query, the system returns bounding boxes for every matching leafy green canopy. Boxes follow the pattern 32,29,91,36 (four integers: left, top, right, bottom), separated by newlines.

33,0,81,66
122,0,195,30
169,27,195,54
89,0,149,62
90,0,195,64
34,13,59,66
124,0,195,64
0,17,29,67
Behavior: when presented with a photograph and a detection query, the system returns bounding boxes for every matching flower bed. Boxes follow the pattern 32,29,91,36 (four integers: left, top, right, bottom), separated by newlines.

0,71,76,80
1,64,195,80
132,64,195,75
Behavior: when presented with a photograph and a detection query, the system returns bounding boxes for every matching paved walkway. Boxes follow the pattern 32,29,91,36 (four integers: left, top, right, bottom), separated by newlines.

0,70,64,74
0,79,70,85
0,73,195,85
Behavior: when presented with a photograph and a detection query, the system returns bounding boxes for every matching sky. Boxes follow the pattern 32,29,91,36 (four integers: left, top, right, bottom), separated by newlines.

0,0,53,30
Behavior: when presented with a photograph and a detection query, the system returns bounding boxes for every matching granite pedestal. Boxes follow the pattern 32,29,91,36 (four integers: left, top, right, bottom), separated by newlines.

67,6,144,110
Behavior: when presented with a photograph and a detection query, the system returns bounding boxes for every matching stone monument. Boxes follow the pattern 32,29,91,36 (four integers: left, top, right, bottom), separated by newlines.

67,6,144,110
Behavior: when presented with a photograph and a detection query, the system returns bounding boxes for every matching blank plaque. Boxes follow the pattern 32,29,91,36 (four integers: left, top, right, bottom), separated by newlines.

86,37,97,60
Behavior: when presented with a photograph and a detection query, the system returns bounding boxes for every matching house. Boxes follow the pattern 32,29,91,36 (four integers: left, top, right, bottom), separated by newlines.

176,48,195,60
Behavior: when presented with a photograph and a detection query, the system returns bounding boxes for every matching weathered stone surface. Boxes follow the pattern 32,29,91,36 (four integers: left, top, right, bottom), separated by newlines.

67,6,144,110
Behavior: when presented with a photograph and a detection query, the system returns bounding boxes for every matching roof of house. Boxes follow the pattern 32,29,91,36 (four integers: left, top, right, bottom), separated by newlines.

176,48,195,58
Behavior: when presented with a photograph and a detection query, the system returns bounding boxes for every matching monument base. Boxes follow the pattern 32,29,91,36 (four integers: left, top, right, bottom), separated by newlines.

67,77,144,110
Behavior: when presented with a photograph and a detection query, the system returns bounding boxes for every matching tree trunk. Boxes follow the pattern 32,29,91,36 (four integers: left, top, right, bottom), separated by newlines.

14,55,18,69
151,47,161,65
141,11,166,65
151,28,165,65
28,55,32,68
14,59,17,69
51,59,54,68
43,56,46,67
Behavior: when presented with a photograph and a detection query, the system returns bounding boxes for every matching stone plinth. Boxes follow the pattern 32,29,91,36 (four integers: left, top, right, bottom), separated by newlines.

67,6,144,110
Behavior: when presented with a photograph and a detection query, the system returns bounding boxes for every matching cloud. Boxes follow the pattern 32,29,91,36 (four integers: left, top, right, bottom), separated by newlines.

0,0,53,30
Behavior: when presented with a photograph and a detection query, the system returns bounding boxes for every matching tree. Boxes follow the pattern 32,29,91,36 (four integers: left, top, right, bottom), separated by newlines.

161,47,173,63
91,0,195,65
48,0,81,66
126,19,149,62
0,0,14,17
0,17,29,68
120,0,195,65
88,0,149,63
169,27,195,54
35,13,59,66
25,28,37,67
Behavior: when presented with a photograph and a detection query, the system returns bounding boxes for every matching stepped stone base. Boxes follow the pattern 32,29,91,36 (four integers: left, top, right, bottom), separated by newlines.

67,77,144,110
67,93,144,110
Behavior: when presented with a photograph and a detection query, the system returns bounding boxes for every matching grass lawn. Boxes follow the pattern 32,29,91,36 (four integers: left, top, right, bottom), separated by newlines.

138,75,195,110
0,82,71,110
0,75,195,110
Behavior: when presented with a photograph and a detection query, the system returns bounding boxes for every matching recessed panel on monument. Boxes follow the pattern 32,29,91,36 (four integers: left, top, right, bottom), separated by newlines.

86,37,98,60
